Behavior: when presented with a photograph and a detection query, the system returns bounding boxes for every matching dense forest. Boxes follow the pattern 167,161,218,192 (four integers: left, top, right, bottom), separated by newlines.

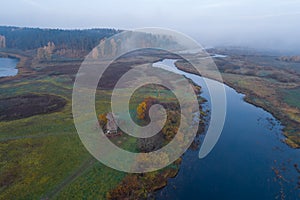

0,26,120,51
0,26,179,60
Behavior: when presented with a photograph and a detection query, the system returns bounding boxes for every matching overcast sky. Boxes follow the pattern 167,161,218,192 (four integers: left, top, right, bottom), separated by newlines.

1,0,300,52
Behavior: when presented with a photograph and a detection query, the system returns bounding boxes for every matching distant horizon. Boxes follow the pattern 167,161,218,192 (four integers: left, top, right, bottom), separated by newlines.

0,24,121,30
1,0,300,54
0,24,299,55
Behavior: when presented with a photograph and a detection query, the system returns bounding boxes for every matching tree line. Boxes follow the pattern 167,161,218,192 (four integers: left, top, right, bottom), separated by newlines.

0,26,120,51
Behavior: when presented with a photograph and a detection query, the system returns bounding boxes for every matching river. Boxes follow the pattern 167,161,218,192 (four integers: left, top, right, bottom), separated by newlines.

0,57,19,77
153,59,300,200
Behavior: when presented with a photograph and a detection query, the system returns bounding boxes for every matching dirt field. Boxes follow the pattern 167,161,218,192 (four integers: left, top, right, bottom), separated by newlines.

0,94,66,121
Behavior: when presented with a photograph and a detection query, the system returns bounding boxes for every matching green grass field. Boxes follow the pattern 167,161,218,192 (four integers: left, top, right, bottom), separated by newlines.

0,60,196,199
281,87,300,109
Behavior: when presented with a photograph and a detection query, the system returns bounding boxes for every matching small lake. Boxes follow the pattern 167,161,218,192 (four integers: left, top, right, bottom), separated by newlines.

0,57,19,77
154,59,300,200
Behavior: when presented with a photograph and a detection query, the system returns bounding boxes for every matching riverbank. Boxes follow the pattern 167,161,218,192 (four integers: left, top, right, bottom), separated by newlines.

0,50,35,82
106,62,206,199
0,57,18,77
174,59,300,149
154,59,300,199
221,74,300,149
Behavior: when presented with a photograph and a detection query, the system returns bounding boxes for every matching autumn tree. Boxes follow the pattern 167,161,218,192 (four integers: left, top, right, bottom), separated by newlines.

137,101,147,120
37,41,55,60
98,113,107,129
0,35,6,48
137,97,160,121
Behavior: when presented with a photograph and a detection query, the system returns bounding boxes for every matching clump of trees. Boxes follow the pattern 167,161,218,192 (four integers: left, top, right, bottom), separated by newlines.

37,42,55,60
137,133,164,153
278,56,300,63
135,97,182,152
136,97,159,120
106,166,178,200
137,101,147,120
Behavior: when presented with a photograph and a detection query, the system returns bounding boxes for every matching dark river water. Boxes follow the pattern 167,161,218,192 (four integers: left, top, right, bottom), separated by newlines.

154,59,300,200
0,57,19,77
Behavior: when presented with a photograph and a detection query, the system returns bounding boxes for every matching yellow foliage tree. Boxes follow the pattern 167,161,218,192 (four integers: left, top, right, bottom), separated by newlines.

98,113,107,128
137,102,147,120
